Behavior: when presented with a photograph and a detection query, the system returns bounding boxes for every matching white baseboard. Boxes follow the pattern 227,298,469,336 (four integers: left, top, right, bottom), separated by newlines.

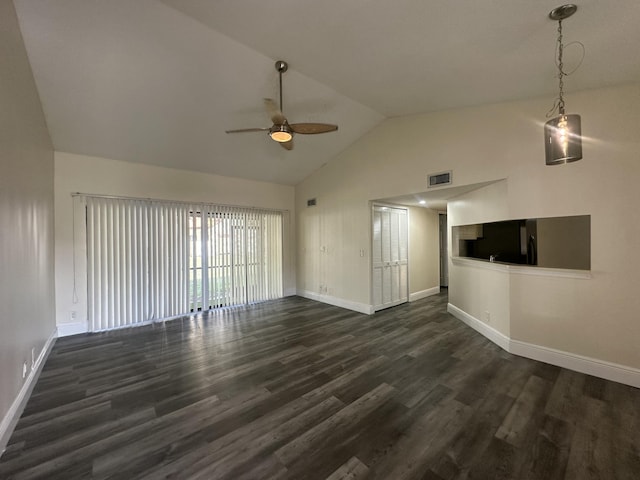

447,303,640,389
0,329,57,456
298,290,374,315
409,286,440,302
447,303,510,351
57,321,87,337
510,340,640,389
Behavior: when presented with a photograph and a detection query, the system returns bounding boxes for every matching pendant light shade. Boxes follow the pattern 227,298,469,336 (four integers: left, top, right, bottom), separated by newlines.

544,5,583,166
544,113,582,165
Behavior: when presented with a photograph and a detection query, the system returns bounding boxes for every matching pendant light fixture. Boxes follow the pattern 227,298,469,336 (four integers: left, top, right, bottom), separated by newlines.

544,4,582,166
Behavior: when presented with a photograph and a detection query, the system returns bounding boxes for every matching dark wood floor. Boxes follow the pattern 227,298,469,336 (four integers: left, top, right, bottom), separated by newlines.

1,292,639,479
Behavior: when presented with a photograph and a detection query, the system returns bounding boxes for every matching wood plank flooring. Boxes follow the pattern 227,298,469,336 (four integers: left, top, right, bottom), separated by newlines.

1,292,639,479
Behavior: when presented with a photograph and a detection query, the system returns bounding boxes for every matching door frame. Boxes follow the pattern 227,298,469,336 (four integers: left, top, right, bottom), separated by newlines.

439,213,448,287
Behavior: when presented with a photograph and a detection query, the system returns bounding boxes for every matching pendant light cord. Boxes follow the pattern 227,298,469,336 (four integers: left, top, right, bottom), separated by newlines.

546,19,585,118
556,20,566,114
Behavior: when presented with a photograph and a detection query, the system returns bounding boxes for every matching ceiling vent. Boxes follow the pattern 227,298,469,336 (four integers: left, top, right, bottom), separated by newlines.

428,171,452,188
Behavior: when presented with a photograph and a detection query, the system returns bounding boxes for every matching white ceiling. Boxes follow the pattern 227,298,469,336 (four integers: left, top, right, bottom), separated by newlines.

14,0,640,186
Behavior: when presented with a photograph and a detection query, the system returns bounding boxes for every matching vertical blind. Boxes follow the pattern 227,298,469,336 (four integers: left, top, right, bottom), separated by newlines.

84,196,283,332
188,205,283,312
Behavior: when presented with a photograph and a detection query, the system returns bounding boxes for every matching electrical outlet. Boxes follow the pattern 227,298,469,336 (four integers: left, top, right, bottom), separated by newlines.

22,362,27,379
70,310,77,321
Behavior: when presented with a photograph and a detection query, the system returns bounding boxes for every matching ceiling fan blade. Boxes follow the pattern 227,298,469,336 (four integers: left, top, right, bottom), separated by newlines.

290,123,338,135
280,139,294,151
264,98,286,125
225,127,270,134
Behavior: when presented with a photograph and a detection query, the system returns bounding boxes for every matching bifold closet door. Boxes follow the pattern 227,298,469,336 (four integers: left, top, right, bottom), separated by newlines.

372,206,408,311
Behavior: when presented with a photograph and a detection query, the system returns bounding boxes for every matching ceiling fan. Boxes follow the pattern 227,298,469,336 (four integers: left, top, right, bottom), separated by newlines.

225,60,338,150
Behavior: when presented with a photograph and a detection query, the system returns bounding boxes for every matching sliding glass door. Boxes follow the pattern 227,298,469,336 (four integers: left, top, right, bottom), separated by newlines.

188,207,283,312
84,195,283,331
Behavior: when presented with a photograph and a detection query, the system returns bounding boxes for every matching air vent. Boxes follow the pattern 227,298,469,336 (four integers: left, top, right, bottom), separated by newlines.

428,171,452,188
307,198,317,207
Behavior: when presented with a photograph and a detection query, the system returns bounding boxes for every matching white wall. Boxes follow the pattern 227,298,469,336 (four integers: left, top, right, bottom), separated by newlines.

448,181,511,336
0,0,56,450
295,82,640,372
295,201,439,313
54,151,295,334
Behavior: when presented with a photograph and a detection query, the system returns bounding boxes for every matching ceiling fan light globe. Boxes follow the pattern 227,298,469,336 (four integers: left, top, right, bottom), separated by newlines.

270,131,293,143
269,124,293,143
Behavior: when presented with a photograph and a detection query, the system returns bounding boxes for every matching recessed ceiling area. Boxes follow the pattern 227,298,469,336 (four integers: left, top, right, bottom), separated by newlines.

13,0,640,185
376,181,502,211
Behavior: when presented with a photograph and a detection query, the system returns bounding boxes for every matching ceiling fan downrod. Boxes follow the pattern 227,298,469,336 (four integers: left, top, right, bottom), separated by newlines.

275,60,288,114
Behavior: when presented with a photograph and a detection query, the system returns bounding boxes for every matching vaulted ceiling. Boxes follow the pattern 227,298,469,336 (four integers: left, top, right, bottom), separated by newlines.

14,0,640,185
